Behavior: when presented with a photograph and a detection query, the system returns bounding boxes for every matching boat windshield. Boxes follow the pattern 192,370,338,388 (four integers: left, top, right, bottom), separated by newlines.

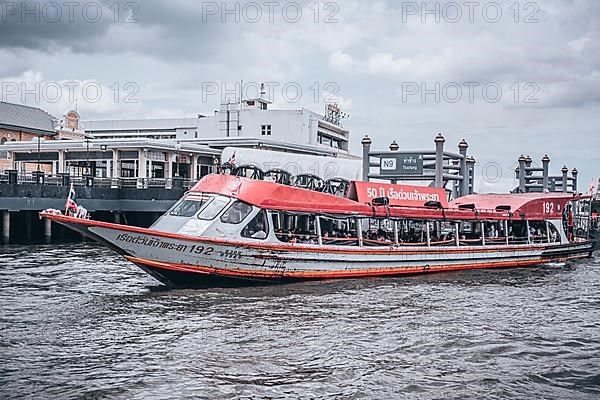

198,196,230,220
221,201,253,224
169,195,211,217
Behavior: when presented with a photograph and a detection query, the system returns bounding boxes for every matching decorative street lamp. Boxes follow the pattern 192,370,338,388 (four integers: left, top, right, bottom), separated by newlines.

175,142,181,177
85,138,90,176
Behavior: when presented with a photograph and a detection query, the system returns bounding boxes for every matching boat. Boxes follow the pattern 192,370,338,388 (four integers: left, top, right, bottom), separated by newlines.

40,174,596,287
587,195,600,249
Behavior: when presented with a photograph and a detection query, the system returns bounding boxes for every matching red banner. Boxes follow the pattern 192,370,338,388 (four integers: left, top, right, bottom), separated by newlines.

348,181,448,208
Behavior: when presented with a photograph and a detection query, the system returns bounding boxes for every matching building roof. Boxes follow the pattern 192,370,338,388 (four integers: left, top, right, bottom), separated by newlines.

0,138,221,156
82,117,202,132
0,101,57,135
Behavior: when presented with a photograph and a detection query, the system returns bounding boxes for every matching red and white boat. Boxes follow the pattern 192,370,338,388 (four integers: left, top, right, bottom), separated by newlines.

41,174,595,287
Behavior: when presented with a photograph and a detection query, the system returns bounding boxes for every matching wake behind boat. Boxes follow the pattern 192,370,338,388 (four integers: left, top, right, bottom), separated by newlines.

41,174,596,287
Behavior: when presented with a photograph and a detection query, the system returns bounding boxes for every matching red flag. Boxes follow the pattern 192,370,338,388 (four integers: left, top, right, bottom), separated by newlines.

227,151,236,165
64,183,78,213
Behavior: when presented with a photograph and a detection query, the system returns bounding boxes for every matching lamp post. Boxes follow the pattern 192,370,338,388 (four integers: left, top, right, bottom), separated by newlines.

175,142,181,177
85,138,90,176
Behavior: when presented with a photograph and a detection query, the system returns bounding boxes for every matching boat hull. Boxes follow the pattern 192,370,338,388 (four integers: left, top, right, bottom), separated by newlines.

43,214,596,287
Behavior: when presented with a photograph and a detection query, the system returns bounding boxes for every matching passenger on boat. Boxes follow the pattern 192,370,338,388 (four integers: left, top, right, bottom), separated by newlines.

251,223,267,239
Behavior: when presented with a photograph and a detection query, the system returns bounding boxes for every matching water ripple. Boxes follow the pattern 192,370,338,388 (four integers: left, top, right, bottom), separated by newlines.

1,244,599,399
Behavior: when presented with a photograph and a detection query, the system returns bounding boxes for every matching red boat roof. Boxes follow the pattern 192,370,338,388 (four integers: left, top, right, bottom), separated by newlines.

191,175,581,220
191,174,363,215
449,192,582,219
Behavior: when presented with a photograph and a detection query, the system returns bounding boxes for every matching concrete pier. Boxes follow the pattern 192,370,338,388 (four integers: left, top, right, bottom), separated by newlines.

44,218,52,243
2,211,9,244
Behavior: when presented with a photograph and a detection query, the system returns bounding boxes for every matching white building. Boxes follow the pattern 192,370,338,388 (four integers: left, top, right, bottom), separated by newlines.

82,98,350,156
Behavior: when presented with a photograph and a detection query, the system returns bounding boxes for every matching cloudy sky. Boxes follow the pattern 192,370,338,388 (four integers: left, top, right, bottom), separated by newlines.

1,0,598,192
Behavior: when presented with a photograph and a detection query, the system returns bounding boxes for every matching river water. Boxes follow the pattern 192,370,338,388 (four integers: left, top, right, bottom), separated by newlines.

1,244,599,399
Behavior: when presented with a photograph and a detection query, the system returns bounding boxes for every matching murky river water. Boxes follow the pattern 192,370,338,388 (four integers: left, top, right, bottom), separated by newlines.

1,244,599,399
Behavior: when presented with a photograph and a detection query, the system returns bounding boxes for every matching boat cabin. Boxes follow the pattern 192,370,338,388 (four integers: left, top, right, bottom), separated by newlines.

150,174,588,248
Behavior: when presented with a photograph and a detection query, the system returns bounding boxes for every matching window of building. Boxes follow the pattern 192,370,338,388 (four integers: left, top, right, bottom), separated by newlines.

261,125,272,136
318,132,345,150
0,137,6,145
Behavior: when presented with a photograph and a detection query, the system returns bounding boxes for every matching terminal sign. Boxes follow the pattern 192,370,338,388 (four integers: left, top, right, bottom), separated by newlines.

380,154,423,175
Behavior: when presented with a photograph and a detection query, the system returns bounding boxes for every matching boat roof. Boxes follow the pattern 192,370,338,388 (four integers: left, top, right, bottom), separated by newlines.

191,175,581,220
450,192,583,220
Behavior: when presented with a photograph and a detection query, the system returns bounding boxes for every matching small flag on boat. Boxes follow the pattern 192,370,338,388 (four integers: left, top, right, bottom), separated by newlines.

65,182,78,214
228,151,236,165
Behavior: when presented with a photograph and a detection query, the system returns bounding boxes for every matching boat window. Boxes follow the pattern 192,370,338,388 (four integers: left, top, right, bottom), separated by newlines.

242,209,269,240
169,195,210,217
220,201,253,224
197,196,230,220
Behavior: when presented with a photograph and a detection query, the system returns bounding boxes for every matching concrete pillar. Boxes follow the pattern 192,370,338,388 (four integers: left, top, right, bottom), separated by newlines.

361,135,372,182
389,142,398,182
458,139,468,197
524,156,532,176
44,218,51,243
191,154,198,181
138,150,147,179
114,212,121,224
111,150,120,188
434,133,445,188
572,168,578,193
2,211,9,244
57,150,65,173
165,152,173,179
542,155,550,192
111,150,119,177
24,212,32,241
466,156,476,194
561,166,569,193
518,155,527,193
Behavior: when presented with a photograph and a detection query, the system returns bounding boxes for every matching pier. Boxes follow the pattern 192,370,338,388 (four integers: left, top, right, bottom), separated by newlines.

0,174,191,244
514,155,579,193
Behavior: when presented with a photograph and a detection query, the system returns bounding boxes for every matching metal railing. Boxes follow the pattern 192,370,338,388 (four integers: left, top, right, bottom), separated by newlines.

0,170,197,189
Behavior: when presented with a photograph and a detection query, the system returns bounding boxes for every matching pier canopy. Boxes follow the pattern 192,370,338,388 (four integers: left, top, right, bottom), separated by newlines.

450,192,584,220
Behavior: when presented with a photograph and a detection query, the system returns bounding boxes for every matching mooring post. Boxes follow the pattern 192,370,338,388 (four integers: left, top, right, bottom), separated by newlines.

561,166,569,193
518,155,527,193
2,211,9,244
361,135,372,182
458,139,468,197
542,155,550,192
466,156,476,194
434,133,445,188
